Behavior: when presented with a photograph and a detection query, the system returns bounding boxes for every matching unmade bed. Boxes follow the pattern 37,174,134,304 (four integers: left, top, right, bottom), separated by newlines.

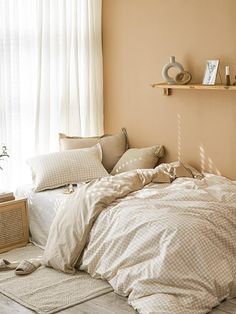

14,162,236,314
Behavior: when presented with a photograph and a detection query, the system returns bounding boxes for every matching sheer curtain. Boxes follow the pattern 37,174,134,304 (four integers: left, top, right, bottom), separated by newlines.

0,0,103,190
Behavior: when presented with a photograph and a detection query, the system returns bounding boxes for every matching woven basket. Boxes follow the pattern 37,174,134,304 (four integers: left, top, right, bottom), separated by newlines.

0,199,29,253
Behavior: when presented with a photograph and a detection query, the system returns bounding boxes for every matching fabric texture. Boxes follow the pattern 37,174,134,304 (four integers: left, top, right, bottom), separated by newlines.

42,162,192,271
27,144,108,192
0,0,103,190
111,145,164,175
155,161,203,180
42,163,236,313
0,245,112,314
15,185,68,248
59,128,129,173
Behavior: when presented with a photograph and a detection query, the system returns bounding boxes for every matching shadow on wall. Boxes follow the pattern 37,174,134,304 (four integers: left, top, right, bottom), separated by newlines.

177,113,221,175
177,113,182,161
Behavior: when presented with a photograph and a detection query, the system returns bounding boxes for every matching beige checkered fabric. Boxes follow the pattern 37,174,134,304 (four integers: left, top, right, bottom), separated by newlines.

27,144,108,191
80,174,236,313
43,166,236,313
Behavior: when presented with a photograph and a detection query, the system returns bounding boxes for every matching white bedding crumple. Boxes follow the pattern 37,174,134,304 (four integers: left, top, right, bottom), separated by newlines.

42,162,236,314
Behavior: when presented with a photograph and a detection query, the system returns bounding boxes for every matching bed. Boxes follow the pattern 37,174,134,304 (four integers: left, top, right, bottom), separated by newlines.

16,185,67,248
17,162,236,314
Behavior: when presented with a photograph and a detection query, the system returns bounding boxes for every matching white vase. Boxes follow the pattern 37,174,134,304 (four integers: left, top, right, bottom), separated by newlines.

162,56,184,85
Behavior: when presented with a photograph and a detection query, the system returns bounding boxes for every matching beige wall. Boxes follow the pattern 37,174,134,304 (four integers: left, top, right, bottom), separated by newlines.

103,0,236,179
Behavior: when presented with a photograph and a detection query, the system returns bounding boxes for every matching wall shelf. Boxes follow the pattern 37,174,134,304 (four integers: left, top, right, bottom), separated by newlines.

151,83,236,96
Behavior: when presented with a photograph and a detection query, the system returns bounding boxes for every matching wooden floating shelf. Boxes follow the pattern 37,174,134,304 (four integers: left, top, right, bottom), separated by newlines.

151,83,236,96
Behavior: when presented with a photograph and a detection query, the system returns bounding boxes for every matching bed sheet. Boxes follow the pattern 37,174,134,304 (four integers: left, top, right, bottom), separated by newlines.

15,185,67,248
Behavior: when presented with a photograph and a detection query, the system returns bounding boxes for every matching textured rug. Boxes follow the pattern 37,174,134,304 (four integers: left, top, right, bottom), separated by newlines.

0,244,113,314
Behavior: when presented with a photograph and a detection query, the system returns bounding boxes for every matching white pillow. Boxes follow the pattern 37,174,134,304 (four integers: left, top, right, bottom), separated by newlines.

27,144,108,192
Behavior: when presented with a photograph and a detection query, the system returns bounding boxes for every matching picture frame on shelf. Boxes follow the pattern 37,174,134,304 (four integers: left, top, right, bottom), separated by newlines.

202,60,219,85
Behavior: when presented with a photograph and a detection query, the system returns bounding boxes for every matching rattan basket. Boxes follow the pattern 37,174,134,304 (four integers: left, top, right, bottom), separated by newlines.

0,198,29,253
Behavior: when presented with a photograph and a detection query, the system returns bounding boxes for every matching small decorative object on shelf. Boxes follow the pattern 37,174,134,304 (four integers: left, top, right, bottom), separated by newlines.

225,66,231,86
0,145,9,170
202,60,219,85
162,56,184,85
233,75,236,86
174,71,192,85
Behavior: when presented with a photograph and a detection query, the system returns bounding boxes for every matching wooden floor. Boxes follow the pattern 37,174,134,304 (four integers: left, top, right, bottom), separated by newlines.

1,291,236,314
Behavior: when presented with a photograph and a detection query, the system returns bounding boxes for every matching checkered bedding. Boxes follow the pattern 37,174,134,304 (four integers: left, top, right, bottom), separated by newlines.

43,164,236,314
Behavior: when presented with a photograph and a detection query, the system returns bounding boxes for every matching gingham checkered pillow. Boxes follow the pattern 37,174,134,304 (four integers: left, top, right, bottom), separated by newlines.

27,144,108,192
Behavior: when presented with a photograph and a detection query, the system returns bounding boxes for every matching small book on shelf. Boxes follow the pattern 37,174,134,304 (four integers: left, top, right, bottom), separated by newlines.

0,190,15,203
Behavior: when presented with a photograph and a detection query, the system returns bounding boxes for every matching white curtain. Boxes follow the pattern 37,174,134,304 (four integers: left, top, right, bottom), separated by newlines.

0,0,103,190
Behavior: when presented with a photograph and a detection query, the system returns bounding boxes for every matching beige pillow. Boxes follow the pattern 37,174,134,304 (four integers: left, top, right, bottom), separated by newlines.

27,144,108,192
111,145,164,175
59,128,128,173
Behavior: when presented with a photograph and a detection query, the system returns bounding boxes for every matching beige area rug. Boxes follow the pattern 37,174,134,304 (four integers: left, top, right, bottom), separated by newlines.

0,244,113,314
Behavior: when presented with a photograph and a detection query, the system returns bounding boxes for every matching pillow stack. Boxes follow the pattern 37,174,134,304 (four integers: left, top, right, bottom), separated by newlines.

59,128,128,173
28,128,165,192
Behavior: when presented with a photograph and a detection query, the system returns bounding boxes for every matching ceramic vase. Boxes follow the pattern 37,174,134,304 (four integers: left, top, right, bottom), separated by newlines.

162,56,184,85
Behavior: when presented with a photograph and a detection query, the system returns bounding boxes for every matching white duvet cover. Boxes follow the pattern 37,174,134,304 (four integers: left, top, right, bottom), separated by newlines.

41,164,236,313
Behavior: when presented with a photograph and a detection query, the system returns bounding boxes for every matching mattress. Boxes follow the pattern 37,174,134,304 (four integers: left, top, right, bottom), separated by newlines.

15,185,68,248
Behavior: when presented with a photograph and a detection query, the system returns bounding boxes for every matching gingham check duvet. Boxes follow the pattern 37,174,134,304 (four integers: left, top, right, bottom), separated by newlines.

43,163,236,314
